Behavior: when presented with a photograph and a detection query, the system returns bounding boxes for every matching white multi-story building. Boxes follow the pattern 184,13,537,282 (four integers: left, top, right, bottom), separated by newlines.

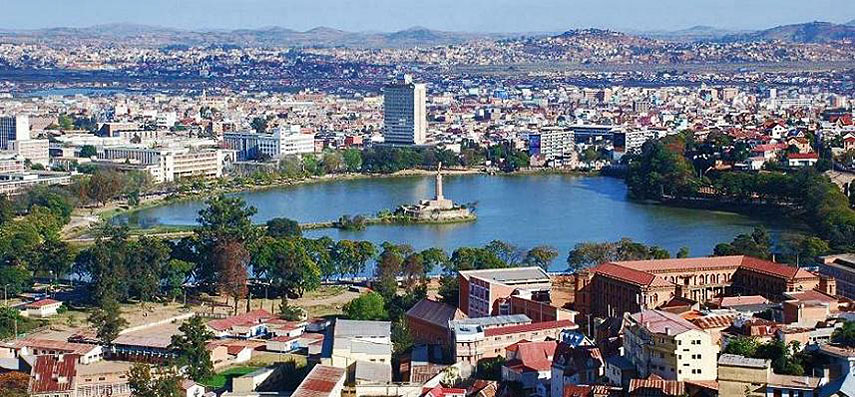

98,146,225,183
0,115,30,149
223,127,314,161
529,127,575,160
623,309,719,382
383,74,426,145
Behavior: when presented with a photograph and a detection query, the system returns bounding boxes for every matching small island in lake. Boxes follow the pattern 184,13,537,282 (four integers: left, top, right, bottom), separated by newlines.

396,163,475,223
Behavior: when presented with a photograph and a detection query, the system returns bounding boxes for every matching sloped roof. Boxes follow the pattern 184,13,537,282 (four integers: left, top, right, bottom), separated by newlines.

630,310,699,335
406,299,465,328
29,354,78,394
589,263,672,288
292,364,345,397
504,340,557,372
629,375,685,396
207,309,273,332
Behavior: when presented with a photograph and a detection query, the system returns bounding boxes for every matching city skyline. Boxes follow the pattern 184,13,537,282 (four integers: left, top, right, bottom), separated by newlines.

3,0,855,33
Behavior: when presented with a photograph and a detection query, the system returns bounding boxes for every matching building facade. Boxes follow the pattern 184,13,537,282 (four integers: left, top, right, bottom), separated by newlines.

383,74,426,145
223,127,314,161
623,310,719,382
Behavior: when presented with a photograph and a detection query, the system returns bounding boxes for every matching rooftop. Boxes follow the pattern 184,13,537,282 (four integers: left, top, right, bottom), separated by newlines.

292,364,345,397
459,267,550,288
718,354,769,369
333,319,391,338
406,299,465,329
630,309,699,335
29,354,77,394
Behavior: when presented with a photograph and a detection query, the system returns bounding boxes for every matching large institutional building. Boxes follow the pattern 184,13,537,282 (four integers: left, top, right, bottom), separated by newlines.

0,115,50,166
223,127,315,161
383,74,426,145
574,255,830,322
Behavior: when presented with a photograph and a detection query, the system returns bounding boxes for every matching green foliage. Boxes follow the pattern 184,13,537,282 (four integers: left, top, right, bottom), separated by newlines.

713,226,772,259
251,236,320,298
626,140,697,200
343,291,387,321
342,148,363,172
523,245,559,271
87,297,128,344
0,267,31,296
169,316,215,382
832,321,855,347
476,357,506,381
266,217,302,238
79,145,97,158
278,298,305,321
334,214,367,231
566,238,671,272
723,337,806,375
127,364,182,397
250,117,268,134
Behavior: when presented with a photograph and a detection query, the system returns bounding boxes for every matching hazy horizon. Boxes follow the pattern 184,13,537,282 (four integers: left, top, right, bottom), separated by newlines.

3,0,854,33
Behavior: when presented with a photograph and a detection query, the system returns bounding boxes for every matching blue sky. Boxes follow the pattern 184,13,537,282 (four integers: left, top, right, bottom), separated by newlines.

3,0,854,32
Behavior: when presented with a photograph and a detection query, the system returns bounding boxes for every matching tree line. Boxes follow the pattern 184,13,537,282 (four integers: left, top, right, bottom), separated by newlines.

625,137,855,252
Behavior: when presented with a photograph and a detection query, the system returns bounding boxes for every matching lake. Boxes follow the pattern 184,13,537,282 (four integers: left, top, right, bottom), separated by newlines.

113,174,799,271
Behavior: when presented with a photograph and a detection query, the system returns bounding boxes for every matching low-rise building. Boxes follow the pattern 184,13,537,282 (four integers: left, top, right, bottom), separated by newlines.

623,309,719,382
326,319,392,370
450,314,576,366
25,299,63,318
292,364,346,397
223,127,314,161
502,340,557,397
458,267,552,318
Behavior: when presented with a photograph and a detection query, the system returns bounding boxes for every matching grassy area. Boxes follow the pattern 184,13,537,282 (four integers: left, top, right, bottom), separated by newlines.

303,285,346,299
200,365,263,390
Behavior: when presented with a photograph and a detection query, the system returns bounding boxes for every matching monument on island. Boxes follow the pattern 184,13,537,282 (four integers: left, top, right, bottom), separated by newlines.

397,163,474,222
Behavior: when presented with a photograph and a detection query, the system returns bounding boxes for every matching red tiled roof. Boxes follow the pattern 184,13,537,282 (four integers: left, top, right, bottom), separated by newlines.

29,354,77,394
504,340,557,372
10,338,98,355
692,313,738,330
484,319,575,337
26,299,61,309
564,385,593,397
715,295,769,308
590,263,672,288
207,309,273,331
739,256,816,280
786,289,837,303
292,365,345,397
787,153,819,160
422,385,467,397
610,255,744,273
629,376,685,396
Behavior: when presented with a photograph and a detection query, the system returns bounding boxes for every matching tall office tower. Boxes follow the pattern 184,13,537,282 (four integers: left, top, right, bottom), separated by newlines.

383,74,426,145
0,115,30,149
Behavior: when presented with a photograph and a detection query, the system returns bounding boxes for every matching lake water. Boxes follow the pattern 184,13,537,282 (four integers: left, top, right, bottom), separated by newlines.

113,175,799,271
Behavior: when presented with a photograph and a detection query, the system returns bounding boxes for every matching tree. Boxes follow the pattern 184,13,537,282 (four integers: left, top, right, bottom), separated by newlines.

162,259,193,302
196,195,259,245
266,217,301,238
88,297,128,344
0,267,31,296
832,321,855,347
420,248,448,275
723,336,759,357
127,364,182,397
523,245,559,271
676,246,690,258
713,226,772,259
79,145,97,158
625,140,697,200
250,117,268,134
302,154,323,176
78,224,131,304
127,237,171,302
391,321,413,354
343,148,363,172
252,237,320,298
31,238,72,279
322,151,344,174
87,170,126,206
169,316,214,382
567,238,671,272
343,292,387,320
213,240,250,315
486,240,523,266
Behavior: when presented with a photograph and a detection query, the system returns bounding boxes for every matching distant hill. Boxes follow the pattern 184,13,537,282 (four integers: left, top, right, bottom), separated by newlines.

0,23,507,49
637,25,745,42
846,19,855,26
722,21,855,43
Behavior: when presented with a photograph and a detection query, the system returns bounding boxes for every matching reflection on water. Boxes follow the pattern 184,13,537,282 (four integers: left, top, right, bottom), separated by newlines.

113,175,800,271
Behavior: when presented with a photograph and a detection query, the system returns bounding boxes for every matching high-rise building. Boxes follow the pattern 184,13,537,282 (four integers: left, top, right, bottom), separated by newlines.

0,115,30,149
383,74,426,145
